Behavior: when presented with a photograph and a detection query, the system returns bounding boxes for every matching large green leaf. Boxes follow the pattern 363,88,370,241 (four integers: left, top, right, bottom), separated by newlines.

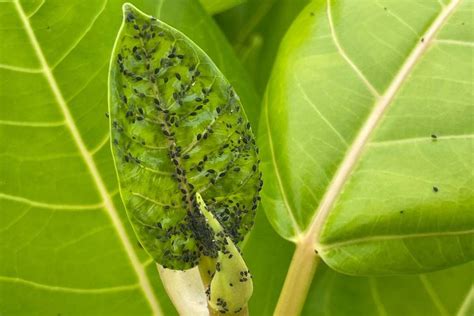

304,262,473,316
259,0,473,275
0,0,261,314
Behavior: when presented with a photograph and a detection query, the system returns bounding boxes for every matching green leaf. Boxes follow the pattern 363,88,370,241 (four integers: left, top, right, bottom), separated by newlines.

0,0,259,314
259,0,473,275
304,262,473,316
199,0,246,15
109,3,261,270
153,0,261,130
215,0,310,94
0,0,177,314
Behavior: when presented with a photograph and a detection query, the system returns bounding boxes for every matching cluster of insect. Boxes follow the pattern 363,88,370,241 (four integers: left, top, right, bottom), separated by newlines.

109,5,262,306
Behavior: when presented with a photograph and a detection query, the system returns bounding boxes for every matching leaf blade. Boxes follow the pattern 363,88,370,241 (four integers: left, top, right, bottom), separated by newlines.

303,261,473,316
109,3,261,270
260,0,474,274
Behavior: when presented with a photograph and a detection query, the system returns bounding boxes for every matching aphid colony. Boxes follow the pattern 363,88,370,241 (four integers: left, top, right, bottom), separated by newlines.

195,193,253,314
109,6,262,271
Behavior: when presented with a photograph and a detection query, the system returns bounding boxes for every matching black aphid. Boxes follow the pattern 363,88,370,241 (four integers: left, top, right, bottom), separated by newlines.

126,12,135,22
433,186,439,192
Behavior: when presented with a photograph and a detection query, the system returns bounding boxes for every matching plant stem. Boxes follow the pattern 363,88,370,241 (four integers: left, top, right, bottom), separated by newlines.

274,240,320,316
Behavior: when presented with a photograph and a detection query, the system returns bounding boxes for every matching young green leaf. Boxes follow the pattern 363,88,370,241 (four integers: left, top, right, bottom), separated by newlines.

109,3,261,270
195,193,253,314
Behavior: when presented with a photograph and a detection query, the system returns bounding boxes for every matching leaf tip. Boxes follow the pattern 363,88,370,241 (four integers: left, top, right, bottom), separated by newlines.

122,2,140,21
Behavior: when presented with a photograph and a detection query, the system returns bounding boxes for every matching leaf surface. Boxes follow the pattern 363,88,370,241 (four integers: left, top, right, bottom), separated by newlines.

259,0,474,274
0,0,260,314
109,3,261,270
153,0,261,130
304,262,473,316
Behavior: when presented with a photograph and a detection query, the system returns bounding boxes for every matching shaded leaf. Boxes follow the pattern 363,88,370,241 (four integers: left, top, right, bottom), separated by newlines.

199,0,246,15
216,0,309,94
304,262,473,316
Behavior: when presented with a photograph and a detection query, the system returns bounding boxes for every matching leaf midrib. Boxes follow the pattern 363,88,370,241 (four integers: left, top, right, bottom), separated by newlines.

306,0,462,245
12,1,162,314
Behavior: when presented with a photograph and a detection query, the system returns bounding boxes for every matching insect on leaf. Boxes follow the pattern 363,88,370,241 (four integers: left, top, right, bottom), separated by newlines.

109,3,262,270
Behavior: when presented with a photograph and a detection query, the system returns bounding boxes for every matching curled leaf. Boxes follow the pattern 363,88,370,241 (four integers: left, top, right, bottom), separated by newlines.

108,3,261,270
195,193,253,314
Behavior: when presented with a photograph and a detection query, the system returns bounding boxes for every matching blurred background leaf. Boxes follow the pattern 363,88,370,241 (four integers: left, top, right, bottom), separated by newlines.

215,0,309,94
199,0,247,15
